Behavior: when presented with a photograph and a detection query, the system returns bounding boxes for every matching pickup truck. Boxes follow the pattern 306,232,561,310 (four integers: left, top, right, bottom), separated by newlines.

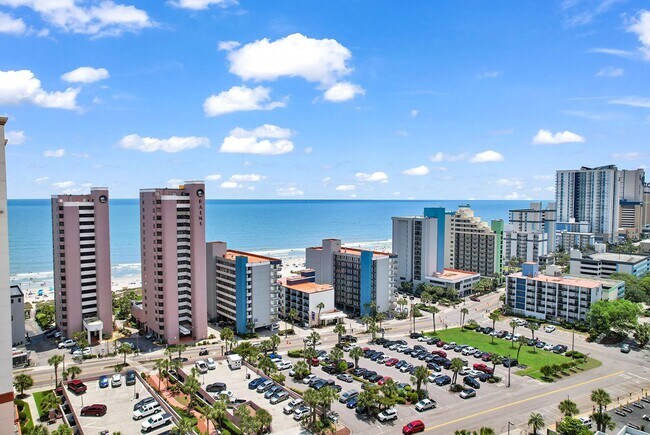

141,412,172,432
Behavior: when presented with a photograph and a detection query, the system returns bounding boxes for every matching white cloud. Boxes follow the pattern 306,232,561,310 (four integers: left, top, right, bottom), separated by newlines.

218,40,240,51
609,96,650,108
166,178,184,187
588,47,637,58
532,129,585,145
0,70,79,109
596,66,624,77
230,174,264,182
356,172,388,183
44,148,65,158
496,178,524,189
6,130,25,144
627,10,650,60
219,124,294,155
61,66,110,83
118,134,210,153
402,165,430,176
477,70,501,79
505,192,532,200
410,109,418,117
0,0,154,36
304,147,313,154
205,174,222,181
470,150,504,163
220,181,243,189
33,176,48,184
322,177,331,184
432,166,448,172
323,82,365,102
276,186,304,197
429,152,467,162
203,85,285,117
169,0,235,10
52,180,75,189
349,193,357,198
335,184,355,191
0,11,26,34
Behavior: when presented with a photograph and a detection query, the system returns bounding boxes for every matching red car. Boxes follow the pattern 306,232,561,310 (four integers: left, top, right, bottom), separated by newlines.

385,358,399,367
377,376,392,386
470,295,481,302
67,380,87,395
473,363,493,374
480,352,492,362
310,357,319,367
403,420,425,434
436,341,445,348
80,404,107,417
431,350,447,358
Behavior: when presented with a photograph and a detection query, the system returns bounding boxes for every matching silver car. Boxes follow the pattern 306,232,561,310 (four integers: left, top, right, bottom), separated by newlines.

270,391,289,404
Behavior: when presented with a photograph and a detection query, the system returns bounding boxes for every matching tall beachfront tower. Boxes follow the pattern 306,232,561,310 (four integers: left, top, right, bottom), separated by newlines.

51,188,113,340
503,202,556,263
139,181,207,344
0,117,15,426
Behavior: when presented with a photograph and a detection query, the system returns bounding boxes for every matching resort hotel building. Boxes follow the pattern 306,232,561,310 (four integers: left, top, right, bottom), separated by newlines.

133,181,207,345
279,269,345,327
51,188,113,340
506,262,624,323
306,239,397,317
503,202,556,263
569,243,650,279
205,241,281,335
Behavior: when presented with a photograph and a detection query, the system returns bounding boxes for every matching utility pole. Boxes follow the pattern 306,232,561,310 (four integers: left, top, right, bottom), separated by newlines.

507,355,512,388
571,327,575,353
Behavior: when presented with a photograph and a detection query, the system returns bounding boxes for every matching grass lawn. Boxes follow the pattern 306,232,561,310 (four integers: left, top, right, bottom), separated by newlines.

33,389,55,418
425,328,599,381
15,399,34,430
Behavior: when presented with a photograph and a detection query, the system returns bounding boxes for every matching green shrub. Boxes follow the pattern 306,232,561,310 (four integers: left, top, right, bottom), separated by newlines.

287,349,304,358
407,391,419,403
450,384,464,392
395,396,406,404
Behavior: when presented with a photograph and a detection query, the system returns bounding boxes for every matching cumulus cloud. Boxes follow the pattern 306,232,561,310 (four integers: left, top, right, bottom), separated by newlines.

0,0,154,36
335,184,356,191
323,82,365,102
356,172,388,183
169,0,235,10
230,174,264,182
0,11,26,34
470,150,504,163
0,70,79,109
205,174,222,181
118,134,210,153
532,129,585,145
276,186,304,197
61,66,110,83
6,130,25,144
203,85,285,117
402,165,430,176
596,66,624,77
609,96,650,108
219,124,294,155
220,181,243,189
218,40,241,51
44,148,65,158
628,10,650,60
429,152,467,162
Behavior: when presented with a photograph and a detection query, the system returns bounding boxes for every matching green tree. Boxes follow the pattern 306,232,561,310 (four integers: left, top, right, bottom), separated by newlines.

509,320,518,349
460,307,469,329
40,392,61,416
307,331,321,348
587,299,642,336
634,323,650,348
450,358,464,385
220,327,234,352
349,346,363,369
591,411,615,433
333,323,346,344
316,301,325,326
164,345,176,362
430,305,440,332
29,425,50,435
540,365,554,381
488,311,500,343
289,308,299,332
490,353,501,377
256,408,272,434
293,360,310,380
13,373,33,397
182,375,201,413
258,356,277,376
558,398,579,417
368,319,379,341
172,417,195,435
51,425,73,435
303,388,321,425
118,342,133,364
153,359,168,390
318,386,339,419
515,335,527,361
590,389,612,432
557,417,591,435
410,365,430,391
235,405,255,435
209,398,227,432
357,384,380,415
270,333,280,352
527,322,540,344
47,354,64,387
329,347,344,366
528,412,545,435
376,312,387,334
66,365,81,380
304,347,318,373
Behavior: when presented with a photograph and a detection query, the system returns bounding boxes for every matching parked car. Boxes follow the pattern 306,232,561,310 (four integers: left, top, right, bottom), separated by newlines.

195,360,209,373
403,420,426,434
256,379,275,393
579,417,592,428
339,389,358,403
621,344,631,353
133,397,156,411
302,374,317,385
473,363,493,374
435,375,451,386
248,377,266,389
68,380,87,395
502,358,518,368
111,374,122,387
270,390,289,404
206,382,227,393
460,388,477,399
206,358,216,369
98,376,109,389
80,404,107,416
377,408,398,422
415,399,436,411
544,325,556,333
552,345,568,354
133,402,161,419
337,374,353,383
141,412,172,433
283,398,303,414
277,361,293,370
293,406,310,421
125,370,136,386
463,376,481,389
58,339,76,349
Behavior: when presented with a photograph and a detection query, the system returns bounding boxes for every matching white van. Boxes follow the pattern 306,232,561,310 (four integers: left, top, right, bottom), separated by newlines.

133,402,161,420
227,354,242,370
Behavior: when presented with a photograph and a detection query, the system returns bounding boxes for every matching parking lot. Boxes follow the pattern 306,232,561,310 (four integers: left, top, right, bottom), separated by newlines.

186,358,306,434
65,375,176,434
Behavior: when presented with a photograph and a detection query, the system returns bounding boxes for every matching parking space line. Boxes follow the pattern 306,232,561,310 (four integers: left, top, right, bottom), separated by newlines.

628,373,650,382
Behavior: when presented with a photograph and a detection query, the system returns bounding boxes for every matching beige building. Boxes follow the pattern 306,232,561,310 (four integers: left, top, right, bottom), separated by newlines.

280,270,344,327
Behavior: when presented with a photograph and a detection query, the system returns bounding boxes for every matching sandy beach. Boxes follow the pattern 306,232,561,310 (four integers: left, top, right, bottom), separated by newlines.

11,239,392,305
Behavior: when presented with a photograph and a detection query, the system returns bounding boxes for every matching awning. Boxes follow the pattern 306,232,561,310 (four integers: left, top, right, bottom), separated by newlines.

179,325,191,336
319,311,347,321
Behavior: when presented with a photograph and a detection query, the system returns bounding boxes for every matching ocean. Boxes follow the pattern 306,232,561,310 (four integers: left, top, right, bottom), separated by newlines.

7,199,532,276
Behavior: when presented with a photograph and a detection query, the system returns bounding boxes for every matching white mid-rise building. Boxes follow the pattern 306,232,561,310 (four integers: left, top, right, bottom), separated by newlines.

569,243,650,279
279,270,345,327
503,202,556,262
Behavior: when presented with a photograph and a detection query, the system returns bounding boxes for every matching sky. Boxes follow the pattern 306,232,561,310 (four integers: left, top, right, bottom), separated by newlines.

0,0,649,200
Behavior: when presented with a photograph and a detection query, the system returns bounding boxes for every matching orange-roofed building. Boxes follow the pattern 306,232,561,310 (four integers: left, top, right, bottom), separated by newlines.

280,270,346,327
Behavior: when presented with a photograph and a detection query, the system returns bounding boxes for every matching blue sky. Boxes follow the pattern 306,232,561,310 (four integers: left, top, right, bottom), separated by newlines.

1,0,649,199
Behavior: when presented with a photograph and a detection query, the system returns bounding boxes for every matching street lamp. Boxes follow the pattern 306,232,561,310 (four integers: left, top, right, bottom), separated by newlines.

507,421,514,435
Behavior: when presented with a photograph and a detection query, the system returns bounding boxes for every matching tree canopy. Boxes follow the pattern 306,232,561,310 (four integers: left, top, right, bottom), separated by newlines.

587,299,642,335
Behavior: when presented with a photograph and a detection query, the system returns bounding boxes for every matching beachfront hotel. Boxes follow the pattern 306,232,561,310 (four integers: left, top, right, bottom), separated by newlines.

0,117,15,426
133,181,207,344
306,239,397,317
503,202,556,263
51,188,113,340
280,270,345,327
205,241,281,335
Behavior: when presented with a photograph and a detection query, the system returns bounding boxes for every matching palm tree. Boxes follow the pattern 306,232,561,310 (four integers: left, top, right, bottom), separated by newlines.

13,373,34,397
316,301,325,326
270,333,280,352
368,320,379,341
119,343,133,364
333,323,346,344
397,298,408,315
592,411,615,433
164,345,176,362
527,322,540,348
350,346,363,368
509,320,518,349
411,365,430,391
210,398,227,432
48,354,64,387
376,312,387,334
176,344,187,360
361,315,372,332
450,358,464,384
182,375,201,413
220,327,234,351
490,353,500,377
475,428,495,435
66,365,82,380
591,389,612,431
304,347,318,373
256,408,272,434
460,307,469,329
172,417,195,435
421,291,432,306
515,336,527,361
528,412,545,435
52,425,73,435
28,425,49,435
303,388,321,425
307,331,320,348
289,308,299,331
153,359,168,390
329,347,343,365
258,356,277,376
318,386,339,419
488,311,500,343
40,391,61,416
430,305,440,332
558,398,579,417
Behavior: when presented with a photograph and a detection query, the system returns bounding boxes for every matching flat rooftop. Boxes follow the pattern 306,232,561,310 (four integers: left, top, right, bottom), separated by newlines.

510,272,601,288
426,268,480,282
585,252,648,264
224,249,282,264
307,246,393,258
280,278,333,294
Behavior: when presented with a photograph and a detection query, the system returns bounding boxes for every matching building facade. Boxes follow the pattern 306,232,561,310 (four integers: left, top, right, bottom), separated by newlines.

506,263,623,323
557,231,596,251
138,182,207,344
503,202,556,263
280,270,344,327
446,206,503,277
424,269,481,298
306,239,397,317
10,286,25,347
0,117,14,426
51,188,113,340
569,246,650,279
206,241,281,335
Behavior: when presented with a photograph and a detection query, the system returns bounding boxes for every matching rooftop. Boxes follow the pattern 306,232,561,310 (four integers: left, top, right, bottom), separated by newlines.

224,249,282,264
426,268,480,282
280,277,333,294
510,272,602,288
584,252,648,264
10,285,22,297
307,245,393,258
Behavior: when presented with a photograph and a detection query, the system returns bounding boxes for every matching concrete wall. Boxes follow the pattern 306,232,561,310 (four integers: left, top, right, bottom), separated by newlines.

250,262,272,328
11,293,25,346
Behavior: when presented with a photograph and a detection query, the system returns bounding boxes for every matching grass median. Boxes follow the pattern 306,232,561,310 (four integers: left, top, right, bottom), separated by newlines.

424,328,600,381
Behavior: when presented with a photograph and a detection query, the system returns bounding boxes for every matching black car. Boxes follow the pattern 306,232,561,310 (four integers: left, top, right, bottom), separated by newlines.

370,352,384,361
411,350,423,359
125,370,136,386
374,338,387,345
383,341,394,349
362,371,377,380
417,353,428,361
553,345,568,354
410,333,423,339
198,348,209,356
427,338,440,345
322,366,336,374
435,375,451,386
206,382,227,393
476,372,492,382
476,327,484,333
463,376,481,389
403,348,414,355
427,362,441,371
353,368,367,376
502,358,518,367
395,360,407,369
331,384,342,392
424,354,435,363
526,339,536,347
413,345,426,352
369,374,383,383
482,327,493,335
441,359,452,369
364,349,375,358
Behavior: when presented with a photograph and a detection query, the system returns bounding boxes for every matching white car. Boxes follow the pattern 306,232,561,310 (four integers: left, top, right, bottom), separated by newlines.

543,344,554,351
544,325,556,333
293,406,310,421
195,360,208,374
400,363,414,373
512,334,522,341
396,345,409,352
283,398,303,414
459,367,471,376
417,336,429,342
377,408,398,422
461,346,475,355
215,390,236,403
111,374,122,387
467,369,482,377
302,374,317,385
276,361,293,371
58,339,76,349
377,355,390,364
415,399,436,412
206,358,216,370
427,374,443,383
579,417,592,428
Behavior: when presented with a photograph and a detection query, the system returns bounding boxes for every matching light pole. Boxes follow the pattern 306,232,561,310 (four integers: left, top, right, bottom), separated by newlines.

507,421,514,435
507,355,512,388
571,327,575,353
